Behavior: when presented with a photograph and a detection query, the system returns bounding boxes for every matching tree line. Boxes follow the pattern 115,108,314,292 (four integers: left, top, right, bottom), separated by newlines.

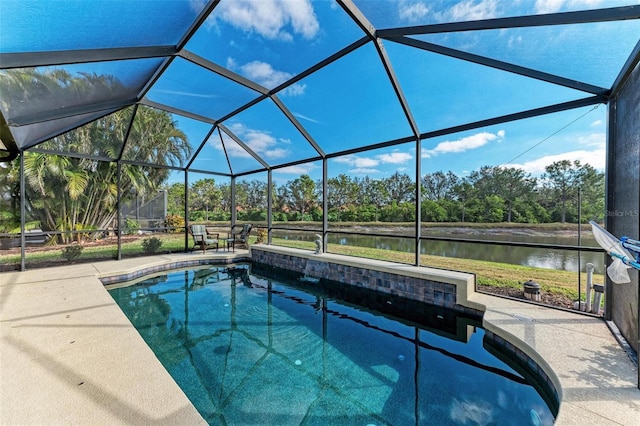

0,69,604,244
173,160,604,224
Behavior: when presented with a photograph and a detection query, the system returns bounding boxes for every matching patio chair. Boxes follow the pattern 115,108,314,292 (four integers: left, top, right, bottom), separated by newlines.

190,224,219,253
227,224,252,252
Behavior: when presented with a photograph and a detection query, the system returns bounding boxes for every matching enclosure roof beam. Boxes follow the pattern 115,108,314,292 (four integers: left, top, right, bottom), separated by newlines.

319,96,603,160
384,36,609,96
375,38,421,138
325,135,417,160
377,5,640,37
176,0,221,51
29,148,116,163
610,39,640,97
7,97,136,127
218,123,270,171
178,166,231,178
179,50,269,95
260,155,324,174
419,96,604,141
271,95,325,157
269,36,370,96
0,46,177,69
140,98,218,125
185,125,218,171
337,0,376,39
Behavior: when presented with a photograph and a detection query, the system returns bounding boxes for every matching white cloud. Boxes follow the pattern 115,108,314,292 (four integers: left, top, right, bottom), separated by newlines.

283,83,306,96
590,119,602,127
156,89,219,99
398,1,430,24
211,0,319,41
377,152,413,164
355,157,380,168
578,132,605,148
241,60,291,87
335,151,413,169
507,35,523,48
222,123,291,159
535,0,564,13
293,112,322,124
422,131,504,158
504,147,606,174
351,167,381,175
274,163,318,175
227,59,305,95
334,154,376,167
534,0,602,14
436,0,499,22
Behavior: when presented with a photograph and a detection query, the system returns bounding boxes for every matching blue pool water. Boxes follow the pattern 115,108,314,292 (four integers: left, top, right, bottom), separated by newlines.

108,264,556,425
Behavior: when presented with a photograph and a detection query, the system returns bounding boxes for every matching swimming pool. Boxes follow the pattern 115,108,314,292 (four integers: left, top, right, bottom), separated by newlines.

108,264,556,425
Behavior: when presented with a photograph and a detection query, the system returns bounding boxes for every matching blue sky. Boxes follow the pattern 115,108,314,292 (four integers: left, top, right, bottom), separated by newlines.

2,0,636,186
168,0,638,185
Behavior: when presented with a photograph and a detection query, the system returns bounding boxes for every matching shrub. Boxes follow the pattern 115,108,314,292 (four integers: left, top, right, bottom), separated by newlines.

255,228,267,244
189,210,205,222
124,218,140,235
142,236,163,254
165,214,185,233
61,243,83,261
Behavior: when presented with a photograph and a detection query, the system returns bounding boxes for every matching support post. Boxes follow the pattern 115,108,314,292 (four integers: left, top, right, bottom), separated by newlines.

19,151,26,271
577,187,582,308
184,171,189,252
231,176,236,226
415,138,422,266
605,100,615,322
267,170,273,244
322,158,328,254
116,162,122,260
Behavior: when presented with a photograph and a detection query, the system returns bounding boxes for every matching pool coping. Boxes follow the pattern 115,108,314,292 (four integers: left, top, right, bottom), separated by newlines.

1,248,639,425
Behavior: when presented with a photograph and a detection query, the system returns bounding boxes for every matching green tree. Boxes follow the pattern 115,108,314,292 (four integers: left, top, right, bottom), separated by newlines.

384,172,415,203
422,171,460,201
492,167,536,222
190,178,221,221
164,182,185,217
359,177,390,222
3,70,192,242
543,160,599,223
328,174,357,221
281,175,319,220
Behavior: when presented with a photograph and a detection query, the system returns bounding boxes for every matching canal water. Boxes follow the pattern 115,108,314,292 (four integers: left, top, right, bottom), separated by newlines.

275,229,605,273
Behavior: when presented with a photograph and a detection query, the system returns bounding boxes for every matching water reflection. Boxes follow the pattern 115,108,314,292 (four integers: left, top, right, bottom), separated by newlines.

274,231,604,272
109,266,556,425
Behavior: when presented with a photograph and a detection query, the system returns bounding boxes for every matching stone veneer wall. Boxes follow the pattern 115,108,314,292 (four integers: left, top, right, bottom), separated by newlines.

251,247,479,316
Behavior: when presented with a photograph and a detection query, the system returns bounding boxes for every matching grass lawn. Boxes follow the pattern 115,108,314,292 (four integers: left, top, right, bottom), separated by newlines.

1,229,602,303
269,238,603,301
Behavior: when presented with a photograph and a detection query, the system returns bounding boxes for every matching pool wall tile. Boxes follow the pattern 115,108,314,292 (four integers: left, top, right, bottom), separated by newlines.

485,330,560,411
99,256,248,285
251,246,477,315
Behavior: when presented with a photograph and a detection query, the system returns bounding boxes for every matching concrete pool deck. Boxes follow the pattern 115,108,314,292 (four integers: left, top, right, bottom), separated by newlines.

1,251,639,425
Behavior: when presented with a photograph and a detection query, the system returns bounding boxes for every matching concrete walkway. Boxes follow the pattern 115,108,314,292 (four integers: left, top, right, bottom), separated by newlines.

1,251,639,425
470,293,640,425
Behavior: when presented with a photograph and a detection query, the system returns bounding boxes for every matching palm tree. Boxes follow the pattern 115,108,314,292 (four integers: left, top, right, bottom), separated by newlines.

15,102,190,242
